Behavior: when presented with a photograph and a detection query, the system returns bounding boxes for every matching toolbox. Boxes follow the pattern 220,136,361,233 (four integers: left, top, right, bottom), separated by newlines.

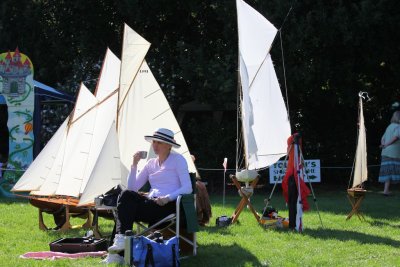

49,237,108,253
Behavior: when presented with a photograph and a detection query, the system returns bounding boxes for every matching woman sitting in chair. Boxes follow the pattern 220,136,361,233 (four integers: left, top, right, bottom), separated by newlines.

107,128,192,257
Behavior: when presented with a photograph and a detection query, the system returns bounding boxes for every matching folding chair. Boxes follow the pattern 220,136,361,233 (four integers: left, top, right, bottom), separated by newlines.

133,173,199,257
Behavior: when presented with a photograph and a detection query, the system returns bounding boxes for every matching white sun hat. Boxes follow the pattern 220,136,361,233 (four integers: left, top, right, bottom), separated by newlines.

144,128,181,148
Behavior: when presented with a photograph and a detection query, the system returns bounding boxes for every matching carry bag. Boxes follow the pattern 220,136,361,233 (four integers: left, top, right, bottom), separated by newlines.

128,235,179,267
49,237,108,253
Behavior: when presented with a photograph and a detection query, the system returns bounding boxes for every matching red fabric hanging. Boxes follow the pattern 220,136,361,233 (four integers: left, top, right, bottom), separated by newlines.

281,133,311,211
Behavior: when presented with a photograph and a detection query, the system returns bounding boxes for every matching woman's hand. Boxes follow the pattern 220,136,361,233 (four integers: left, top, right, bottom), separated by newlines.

132,151,142,167
154,196,170,206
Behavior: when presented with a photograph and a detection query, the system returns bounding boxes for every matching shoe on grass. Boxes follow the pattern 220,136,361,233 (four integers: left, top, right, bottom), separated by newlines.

101,253,124,265
108,234,125,253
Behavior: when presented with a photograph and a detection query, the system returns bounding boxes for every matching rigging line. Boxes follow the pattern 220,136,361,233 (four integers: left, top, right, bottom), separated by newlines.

279,30,290,119
3,163,381,173
278,5,293,31
264,144,291,208
247,47,271,90
237,107,245,171
247,4,294,91
237,135,245,170
277,4,294,120
237,69,249,166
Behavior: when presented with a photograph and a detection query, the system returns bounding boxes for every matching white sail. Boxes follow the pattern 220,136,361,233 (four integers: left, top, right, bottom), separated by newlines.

20,49,121,200
31,84,98,196
95,48,121,101
117,26,197,174
237,0,291,170
79,50,120,194
29,84,97,196
54,85,99,197
352,97,368,188
118,60,197,173
11,119,68,192
30,130,68,196
70,83,98,121
56,51,120,197
118,23,150,113
79,121,126,206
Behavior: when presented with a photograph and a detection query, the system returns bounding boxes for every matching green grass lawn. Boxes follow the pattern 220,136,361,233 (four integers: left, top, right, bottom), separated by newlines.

1,187,399,266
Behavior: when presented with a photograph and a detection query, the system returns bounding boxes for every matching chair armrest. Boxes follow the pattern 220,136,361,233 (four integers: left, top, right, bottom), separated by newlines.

177,194,199,233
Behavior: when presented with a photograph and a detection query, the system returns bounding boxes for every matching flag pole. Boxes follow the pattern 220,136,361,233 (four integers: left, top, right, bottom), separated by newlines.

223,158,228,208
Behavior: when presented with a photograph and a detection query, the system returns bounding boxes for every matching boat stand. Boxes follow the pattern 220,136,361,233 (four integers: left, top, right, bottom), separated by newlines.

346,189,366,221
230,175,260,224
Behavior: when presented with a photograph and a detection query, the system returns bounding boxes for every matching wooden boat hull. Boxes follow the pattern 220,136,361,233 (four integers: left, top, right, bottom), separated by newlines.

29,197,114,231
30,197,86,214
29,197,113,218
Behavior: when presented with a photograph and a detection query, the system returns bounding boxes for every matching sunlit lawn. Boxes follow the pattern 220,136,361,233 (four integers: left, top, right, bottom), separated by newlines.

0,186,399,266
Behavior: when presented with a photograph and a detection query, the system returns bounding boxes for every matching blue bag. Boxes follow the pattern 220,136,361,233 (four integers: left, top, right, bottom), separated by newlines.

132,235,179,267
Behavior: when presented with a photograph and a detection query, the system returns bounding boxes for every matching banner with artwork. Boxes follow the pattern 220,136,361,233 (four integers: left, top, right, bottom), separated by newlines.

0,48,34,197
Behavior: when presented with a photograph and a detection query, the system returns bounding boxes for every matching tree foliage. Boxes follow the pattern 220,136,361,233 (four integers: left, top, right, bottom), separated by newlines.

1,0,399,183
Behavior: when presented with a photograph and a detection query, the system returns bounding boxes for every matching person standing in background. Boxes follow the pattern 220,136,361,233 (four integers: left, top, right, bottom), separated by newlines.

378,110,400,196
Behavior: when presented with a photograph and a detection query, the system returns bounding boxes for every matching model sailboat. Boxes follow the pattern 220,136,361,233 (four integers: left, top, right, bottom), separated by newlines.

230,0,291,223
11,24,197,229
346,92,368,221
236,0,291,180
12,48,120,194
80,24,198,205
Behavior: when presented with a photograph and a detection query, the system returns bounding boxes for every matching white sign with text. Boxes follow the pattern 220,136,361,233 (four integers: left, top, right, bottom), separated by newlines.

269,159,321,184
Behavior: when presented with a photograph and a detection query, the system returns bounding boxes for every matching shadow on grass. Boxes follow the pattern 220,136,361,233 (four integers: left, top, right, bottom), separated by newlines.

368,220,400,229
304,228,400,248
200,224,236,235
319,191,400,220
183,242,264,267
